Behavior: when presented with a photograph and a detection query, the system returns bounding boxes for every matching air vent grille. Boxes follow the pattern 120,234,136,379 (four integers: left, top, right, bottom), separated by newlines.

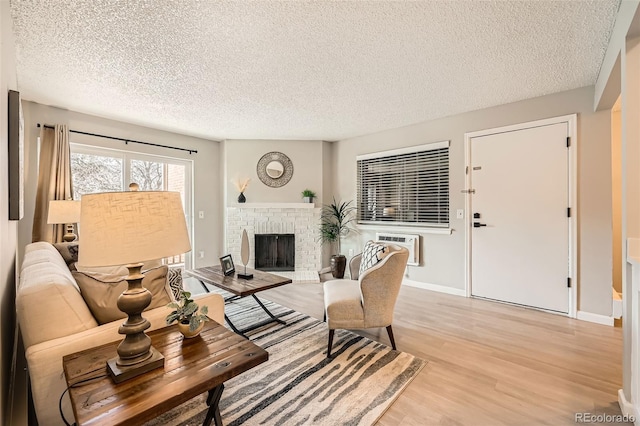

375,233,419,266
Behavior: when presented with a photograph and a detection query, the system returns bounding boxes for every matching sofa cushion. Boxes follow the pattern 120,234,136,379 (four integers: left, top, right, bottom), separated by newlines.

18,253,98,349
75,258,163,281
24,241,76,280
73,266,172,324
359,240,389,276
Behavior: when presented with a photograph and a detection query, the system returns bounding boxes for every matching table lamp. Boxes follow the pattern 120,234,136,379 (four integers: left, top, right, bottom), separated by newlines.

78,191,191,383
47,200,81,242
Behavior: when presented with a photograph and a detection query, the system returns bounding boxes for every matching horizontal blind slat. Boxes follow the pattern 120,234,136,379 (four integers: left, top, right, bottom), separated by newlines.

357,146,449,226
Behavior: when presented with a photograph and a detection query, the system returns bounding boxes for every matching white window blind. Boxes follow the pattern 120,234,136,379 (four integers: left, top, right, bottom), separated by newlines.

356,141,449,227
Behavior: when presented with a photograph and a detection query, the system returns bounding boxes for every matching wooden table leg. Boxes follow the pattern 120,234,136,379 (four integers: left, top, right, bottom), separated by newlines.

203,384,224,426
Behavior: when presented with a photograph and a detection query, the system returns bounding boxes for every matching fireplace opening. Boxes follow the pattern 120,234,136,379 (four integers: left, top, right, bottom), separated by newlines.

254,234,295,271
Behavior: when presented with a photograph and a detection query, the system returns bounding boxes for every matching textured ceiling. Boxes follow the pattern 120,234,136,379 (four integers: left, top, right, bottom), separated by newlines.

10,0,620,141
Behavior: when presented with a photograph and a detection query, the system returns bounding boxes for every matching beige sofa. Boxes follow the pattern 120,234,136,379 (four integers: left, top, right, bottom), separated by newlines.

17,241,224,426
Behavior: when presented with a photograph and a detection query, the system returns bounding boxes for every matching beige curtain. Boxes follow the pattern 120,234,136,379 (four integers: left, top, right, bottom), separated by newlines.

32,125,73,243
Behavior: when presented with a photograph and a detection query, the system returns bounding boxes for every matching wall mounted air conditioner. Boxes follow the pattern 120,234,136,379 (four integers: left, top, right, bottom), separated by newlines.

375,233,420,266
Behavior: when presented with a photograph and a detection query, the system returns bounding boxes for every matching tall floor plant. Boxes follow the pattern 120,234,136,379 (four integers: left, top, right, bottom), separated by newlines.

319,198,356,278
319,198,356,255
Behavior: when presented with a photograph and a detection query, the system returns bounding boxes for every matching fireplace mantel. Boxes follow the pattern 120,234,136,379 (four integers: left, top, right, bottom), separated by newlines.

230,203,316,209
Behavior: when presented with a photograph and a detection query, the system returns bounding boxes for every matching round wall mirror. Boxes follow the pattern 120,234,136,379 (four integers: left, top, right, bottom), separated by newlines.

266,161,284,179
257,152,293,188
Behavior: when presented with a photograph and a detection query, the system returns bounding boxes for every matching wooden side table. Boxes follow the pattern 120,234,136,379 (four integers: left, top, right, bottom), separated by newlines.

63,319,268,426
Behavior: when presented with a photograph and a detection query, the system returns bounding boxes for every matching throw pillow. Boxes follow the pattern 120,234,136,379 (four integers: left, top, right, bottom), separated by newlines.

73,265,171,325
75,258,164,281
53,242,79,267
167,268,183,301
359,240,388,276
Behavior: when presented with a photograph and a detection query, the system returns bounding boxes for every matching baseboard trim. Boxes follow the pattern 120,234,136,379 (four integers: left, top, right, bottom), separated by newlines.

576,310,614,326
402,278,466,297
618,389,634,418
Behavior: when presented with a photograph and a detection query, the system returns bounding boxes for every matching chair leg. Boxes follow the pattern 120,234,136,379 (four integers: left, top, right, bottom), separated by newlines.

386,325,396,350
327,329,335,358
323,311,326,322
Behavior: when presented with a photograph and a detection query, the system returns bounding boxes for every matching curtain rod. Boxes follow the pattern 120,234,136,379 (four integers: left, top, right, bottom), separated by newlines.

36,123,198,155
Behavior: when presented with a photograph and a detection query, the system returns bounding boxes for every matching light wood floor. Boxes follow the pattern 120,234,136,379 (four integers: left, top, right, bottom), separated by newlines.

188,279,625,426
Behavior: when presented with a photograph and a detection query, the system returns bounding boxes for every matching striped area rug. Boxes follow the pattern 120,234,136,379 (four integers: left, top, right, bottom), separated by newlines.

145,295,426,426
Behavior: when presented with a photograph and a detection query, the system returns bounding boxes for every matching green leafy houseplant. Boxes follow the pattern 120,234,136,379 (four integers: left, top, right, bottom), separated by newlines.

319,198,356,256
301,189,316,198
302,189,316,203
166,291,209,332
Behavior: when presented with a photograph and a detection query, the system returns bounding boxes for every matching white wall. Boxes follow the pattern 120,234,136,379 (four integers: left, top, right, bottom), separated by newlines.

17,101,223,269
333,86,613,317
0,1,21,423
579,105,614,316
622,35,640,407
612,105,622,294
321,141,335,265
223,139,327,205
591,1,640,410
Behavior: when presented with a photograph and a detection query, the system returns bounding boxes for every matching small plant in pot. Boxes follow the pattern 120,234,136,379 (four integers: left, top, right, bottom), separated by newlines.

166,291,209,338
301,189,316,203
319,198,356,278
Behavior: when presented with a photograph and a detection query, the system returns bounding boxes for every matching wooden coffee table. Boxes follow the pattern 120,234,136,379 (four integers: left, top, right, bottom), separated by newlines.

186,266,292,338
63,319,268,426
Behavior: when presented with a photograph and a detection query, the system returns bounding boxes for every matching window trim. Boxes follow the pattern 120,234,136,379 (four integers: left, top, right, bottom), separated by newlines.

70,143,195,268
356,140,450,228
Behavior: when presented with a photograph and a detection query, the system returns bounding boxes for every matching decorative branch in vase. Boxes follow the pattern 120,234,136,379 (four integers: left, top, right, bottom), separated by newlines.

233,178,251,203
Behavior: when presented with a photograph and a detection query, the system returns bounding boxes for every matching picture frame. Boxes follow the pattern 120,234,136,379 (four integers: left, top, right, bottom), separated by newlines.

220,254,235,276
8,90,24,220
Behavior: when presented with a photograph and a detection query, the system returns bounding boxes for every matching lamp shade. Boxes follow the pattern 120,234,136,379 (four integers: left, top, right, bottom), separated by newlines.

47,200,81,224
78,191,191,268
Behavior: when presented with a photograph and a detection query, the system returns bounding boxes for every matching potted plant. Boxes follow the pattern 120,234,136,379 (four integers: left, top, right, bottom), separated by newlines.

301,189,316,203
319,198,356,278
166,291,209,338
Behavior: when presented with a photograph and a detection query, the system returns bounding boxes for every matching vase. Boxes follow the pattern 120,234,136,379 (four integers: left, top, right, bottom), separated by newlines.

330,255,347,279
238,192,246,203
178,321,204,338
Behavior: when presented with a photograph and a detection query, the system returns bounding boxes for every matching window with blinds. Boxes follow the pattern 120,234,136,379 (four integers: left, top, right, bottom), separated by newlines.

356,141,450,227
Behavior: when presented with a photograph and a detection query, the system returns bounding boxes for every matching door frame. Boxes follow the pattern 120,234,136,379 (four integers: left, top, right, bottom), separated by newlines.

463,114,578,318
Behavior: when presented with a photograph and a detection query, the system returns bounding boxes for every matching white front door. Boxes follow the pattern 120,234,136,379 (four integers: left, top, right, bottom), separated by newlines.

469,120,571,313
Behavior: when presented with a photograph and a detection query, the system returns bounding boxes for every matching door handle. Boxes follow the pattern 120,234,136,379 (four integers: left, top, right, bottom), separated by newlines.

473,222,487,228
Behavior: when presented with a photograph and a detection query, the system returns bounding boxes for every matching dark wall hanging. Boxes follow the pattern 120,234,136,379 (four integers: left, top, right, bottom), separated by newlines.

257,151,293,188
8,90,24,220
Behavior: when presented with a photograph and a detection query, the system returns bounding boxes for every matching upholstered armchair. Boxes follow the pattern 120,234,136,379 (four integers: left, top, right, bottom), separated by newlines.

323,242,409,357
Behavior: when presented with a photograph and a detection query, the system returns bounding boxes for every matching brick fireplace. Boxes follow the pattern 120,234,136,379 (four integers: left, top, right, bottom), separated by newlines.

226,203,321,280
